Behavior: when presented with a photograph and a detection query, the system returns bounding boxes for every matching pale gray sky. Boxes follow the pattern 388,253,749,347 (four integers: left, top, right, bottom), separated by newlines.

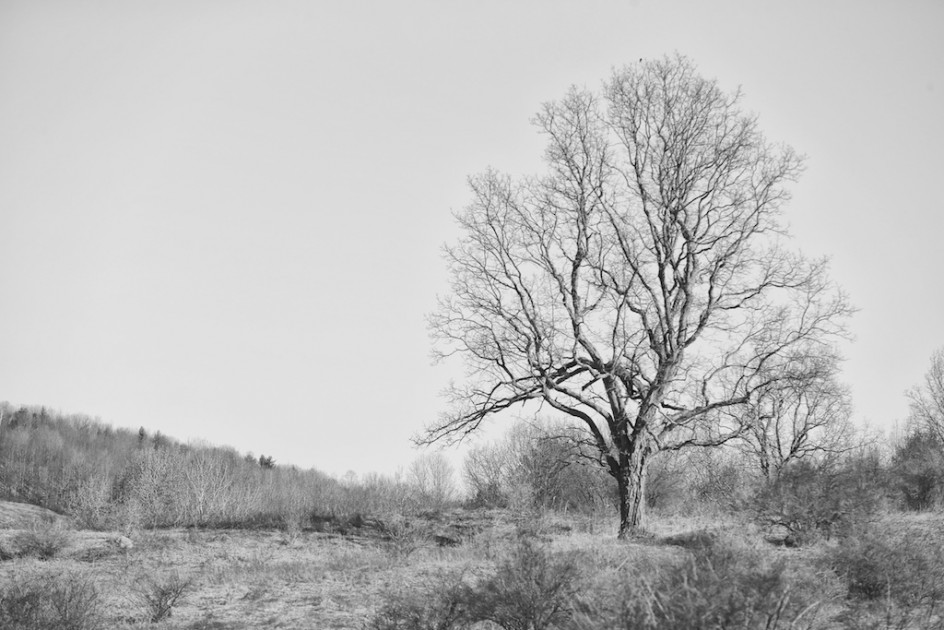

1,0,942,475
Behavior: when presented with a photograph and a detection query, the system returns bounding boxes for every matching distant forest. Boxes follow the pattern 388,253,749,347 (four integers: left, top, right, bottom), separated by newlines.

2,395,944,543
0,402,358,530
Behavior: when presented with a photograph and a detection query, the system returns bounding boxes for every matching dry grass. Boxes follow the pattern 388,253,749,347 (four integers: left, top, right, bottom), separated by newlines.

0,506,941,628
0,502,68,529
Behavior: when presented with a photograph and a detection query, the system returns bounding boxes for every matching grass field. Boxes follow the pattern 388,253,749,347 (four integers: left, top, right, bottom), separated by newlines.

1,502,943,629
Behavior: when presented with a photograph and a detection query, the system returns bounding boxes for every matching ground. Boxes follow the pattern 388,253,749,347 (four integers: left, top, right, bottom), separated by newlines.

0,505,677,628
0,501,941,629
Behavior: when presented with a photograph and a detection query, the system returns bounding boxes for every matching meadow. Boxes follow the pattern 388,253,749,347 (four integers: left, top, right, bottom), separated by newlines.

2,403,944,629
3,501,944,629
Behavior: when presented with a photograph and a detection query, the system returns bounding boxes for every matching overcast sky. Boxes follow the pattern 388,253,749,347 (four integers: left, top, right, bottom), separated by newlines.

1,0,942,476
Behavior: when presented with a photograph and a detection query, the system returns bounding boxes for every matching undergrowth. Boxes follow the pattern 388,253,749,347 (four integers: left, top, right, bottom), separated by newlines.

0,570,101,630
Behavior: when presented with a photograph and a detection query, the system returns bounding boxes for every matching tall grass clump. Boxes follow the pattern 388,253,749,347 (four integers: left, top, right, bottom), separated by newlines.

366,570,470,630
571,534,826,629
469,533,581,630
11,519,73,560
368,533,581,630
0,571,101,630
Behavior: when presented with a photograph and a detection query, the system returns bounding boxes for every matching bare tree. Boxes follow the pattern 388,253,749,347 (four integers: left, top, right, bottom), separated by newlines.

408,453,456,511
464,420,613,511
423,55,852,537
464,440,512,507
908,348,944,442
737,356,854,480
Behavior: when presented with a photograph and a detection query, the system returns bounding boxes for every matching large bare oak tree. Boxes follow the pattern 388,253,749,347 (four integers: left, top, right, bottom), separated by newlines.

423,56,852,537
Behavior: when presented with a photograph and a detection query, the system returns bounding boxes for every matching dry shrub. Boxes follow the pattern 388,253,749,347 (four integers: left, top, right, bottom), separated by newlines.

67,476,113,530
469,534,581,630
892,430,944,511
823,520,944,627
135,570,195,622
570,535,825,629
368,533,580,630
0,570,101,630
751,461,882,546
365,570,470,630
381,517,431,559
369,529,831,630
11,519,73,560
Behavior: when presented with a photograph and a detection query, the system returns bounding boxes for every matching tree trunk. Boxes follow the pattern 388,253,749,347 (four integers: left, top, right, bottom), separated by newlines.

616,447,649,539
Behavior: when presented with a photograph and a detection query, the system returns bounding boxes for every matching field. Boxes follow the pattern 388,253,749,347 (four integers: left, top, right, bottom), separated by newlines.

8,507,528,628
3,500,944,629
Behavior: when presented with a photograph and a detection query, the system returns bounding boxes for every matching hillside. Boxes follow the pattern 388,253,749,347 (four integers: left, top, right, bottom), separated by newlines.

0,402,341,530
0,499,65,528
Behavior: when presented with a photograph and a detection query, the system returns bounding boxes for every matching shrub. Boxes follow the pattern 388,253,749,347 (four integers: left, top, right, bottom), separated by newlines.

463,421,613,514
464,442,510,508
67,475,113,530
824,521,944,607
822,520,944,628
891,430,944,510
571,535,825,629
686,447,758,511
645,450,690,512
135,570,195,622
468,534,581,630
0,571,102,630
408,454,457,513
368,533,580,630
365,571,471,630
751,460,882,545
11,519,73,560
381,517,431,559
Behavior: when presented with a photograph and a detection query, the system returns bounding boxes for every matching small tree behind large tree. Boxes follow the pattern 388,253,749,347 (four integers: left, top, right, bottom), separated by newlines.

908,347,944,443
736,355,854,480
423,55,851,537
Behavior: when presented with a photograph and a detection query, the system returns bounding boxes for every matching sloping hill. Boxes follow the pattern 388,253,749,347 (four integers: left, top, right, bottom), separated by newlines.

0,499,66,528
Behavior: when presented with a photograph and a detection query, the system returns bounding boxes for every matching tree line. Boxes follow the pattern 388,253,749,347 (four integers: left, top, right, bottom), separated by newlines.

0,403,459,531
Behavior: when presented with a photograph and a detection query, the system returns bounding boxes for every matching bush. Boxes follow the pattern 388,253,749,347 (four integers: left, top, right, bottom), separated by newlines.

368,533,580,630
464,442,510,508
11,519,73,560
365,571,470,630
0,571,102,630
571,535,825,629
135,570,195,622
469,534,581,630
381,517,431,559
824,521,944,608
645,450,690,512
67,476,113,530
891,430,944,510
751,460,882,545
822,520,944,628
463,421,613,514
687,447,758,511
